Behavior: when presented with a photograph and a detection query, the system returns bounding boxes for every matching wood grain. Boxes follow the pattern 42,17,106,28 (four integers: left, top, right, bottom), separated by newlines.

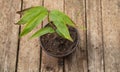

102,0,120,72
0,0,21,72
0,0,120,72
86,0,104,72
17,0,42,72
41,0,64,72
64,0,88,72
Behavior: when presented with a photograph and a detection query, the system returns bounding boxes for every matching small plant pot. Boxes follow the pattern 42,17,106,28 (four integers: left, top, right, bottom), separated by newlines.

40,24,79,57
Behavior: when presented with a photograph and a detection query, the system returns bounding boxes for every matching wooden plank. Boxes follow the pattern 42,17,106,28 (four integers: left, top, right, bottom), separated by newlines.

41,0,64,72
86,0,104,72
102,0,120,72
64,0,88,72
0,0,21,72
17,0,42,72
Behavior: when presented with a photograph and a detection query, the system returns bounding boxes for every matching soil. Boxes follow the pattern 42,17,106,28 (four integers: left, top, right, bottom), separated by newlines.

40,26,78,57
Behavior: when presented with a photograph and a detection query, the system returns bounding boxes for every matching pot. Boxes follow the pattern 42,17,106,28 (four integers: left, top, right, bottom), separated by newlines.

40,23,79,57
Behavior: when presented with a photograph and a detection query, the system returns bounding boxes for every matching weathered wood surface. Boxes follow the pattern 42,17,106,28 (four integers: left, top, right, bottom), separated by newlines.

64,0,87,72
41,0,64,72
0,0,21,72
102,0,120,72
17,0,42,72
86,0,104,72
0,0,120,72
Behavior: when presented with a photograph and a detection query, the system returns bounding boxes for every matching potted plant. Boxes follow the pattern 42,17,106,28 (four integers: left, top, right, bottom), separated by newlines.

16,6,85,57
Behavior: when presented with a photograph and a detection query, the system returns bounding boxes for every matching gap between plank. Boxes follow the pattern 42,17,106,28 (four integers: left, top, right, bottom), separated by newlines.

63,0,65,72
15,0,23,72
100,0,105,72
39,0,44,72
84,0,89,72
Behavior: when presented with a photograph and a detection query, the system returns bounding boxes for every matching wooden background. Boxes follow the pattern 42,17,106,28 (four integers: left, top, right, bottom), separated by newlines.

0,0,120,72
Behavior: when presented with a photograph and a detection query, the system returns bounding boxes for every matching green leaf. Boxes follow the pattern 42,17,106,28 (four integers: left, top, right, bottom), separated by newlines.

49,10,73,41
56,29,64,38
17,6,48,25
30,26,55,39
20,7,48,37
54,21,73,41
50,10,75,27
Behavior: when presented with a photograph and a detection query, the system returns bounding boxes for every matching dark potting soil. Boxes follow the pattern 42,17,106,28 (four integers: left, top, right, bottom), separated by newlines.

40,27,78,56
